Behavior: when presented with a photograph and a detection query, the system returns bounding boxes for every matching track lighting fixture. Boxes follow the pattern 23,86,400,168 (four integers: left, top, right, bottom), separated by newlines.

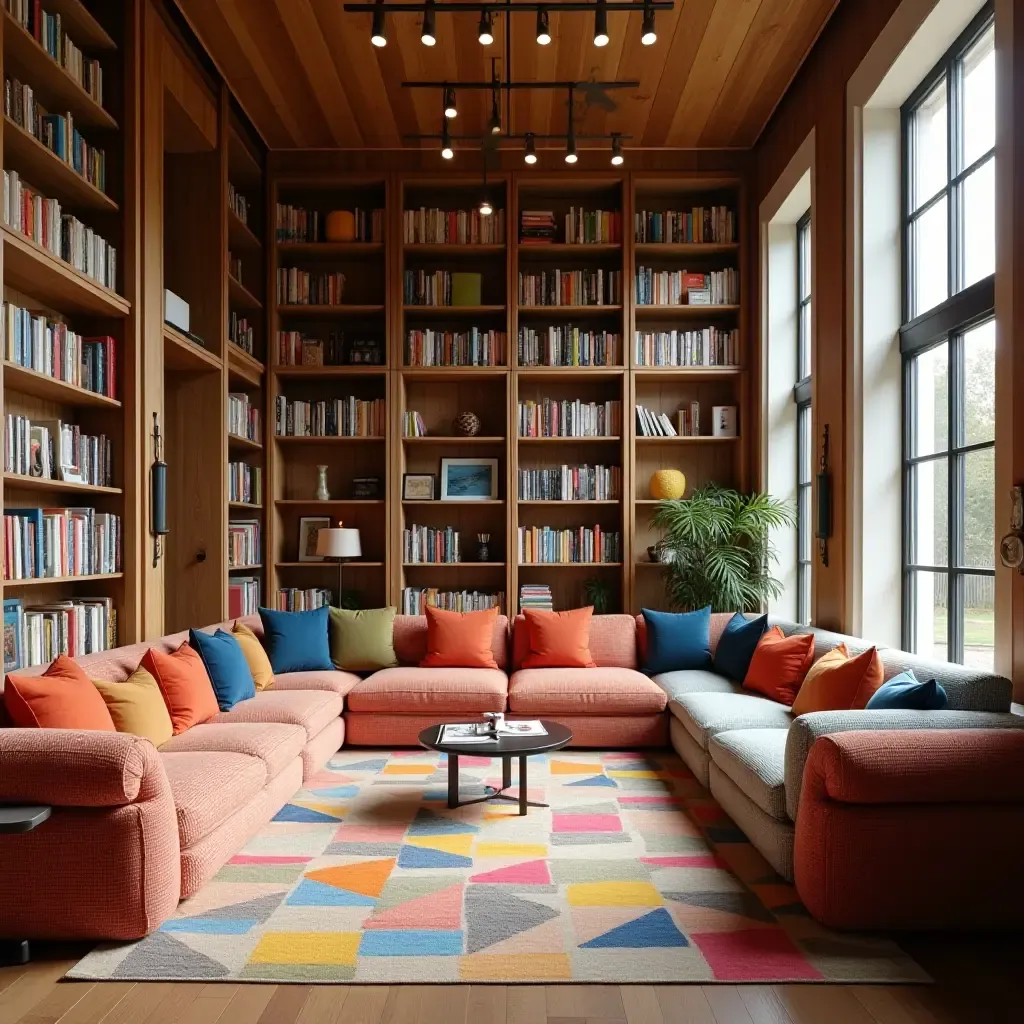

479,194,494,217
489,92,501,135
440,123,454,160
641,2,657,45
524,132,537,164
536,7,551,45
421,0,436,46
565,127,578,164
478,9,493,45
370,0,387,47
593,1,609,47
443,87,457,119
610,134,623,165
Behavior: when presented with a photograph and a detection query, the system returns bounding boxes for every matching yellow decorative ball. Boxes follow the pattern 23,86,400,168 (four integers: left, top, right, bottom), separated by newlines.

650,469,686,500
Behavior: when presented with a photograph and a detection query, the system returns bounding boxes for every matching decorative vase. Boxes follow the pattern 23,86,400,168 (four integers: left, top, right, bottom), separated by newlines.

315,466,331,501
325,210,356,242
477,534,491,562
454,411,482,437
650,468,686,500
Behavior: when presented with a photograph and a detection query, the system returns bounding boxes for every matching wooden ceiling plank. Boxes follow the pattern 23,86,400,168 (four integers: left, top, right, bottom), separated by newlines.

450,1,490,140
584,8,629,139
550,5,588,140
390,4,443,145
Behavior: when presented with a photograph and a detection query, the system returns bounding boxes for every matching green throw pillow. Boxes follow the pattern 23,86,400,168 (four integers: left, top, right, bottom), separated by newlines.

329,607,399,672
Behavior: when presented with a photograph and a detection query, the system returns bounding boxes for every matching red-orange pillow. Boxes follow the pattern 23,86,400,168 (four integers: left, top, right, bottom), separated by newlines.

791,643,885,716
142,642,219,735
421,606,499,669
4,655,116,730
742,626,814,705
522,607,596,669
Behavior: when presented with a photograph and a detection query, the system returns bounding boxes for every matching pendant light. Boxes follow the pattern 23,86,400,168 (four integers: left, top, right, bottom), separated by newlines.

444,87,458,119
593,1,609,47
478,9,494,45
421,1,436,46
524,133,538,164
370,0,387,47
536,7,551,45
441,122,454,160
610,134,624,165
641,2,657,45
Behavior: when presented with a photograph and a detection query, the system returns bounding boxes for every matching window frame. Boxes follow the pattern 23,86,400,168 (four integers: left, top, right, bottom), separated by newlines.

794,209,812,625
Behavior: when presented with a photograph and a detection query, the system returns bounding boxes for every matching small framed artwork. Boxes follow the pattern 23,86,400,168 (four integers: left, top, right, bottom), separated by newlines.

298,516,331,561
403,473,436,501
440,458,499,501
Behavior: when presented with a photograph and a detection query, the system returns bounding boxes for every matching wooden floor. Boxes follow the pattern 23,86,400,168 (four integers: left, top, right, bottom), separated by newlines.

0,934,1021,1024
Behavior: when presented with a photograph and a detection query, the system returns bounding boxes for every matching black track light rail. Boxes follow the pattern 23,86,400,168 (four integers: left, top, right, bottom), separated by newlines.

406,132,633,142
403,80,638,91
346,2,672,12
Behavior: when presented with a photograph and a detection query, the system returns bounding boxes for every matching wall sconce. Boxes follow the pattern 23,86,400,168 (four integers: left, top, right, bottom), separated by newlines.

816,423,831,567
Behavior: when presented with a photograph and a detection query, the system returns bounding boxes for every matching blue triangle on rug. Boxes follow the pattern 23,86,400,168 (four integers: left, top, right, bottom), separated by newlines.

287,879,376,907
273,804,342,823
397,844,473,868
580,907,688,949
566,775,619,788
407,809,481,835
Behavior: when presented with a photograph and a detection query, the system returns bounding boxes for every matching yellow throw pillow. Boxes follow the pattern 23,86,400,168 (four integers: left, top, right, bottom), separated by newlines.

233,621,275,690
93,666,173,747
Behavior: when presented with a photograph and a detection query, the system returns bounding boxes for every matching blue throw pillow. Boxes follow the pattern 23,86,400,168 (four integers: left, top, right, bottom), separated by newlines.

189,628,256,711
866,670,948,710
642,606,712,674
258,605,332,674
712,612,769,682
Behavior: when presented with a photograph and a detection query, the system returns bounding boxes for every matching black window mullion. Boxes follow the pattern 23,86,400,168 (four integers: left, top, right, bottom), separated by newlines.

947,332,960,661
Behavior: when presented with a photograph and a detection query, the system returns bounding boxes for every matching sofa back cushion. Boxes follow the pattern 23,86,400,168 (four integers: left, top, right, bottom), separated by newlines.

258,606,333,674
421,606,500,669
393,613,508,670
93,666,174,746
521,607,596,669
232,622,274,690
512,613,636,670
143,642,220,735
5,655,116,731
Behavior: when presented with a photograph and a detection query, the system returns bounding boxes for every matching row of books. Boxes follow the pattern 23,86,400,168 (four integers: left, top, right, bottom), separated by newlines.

277,269,346,306
3,595,115,671
4,415,113,487
636,403,686,437
564,208,622,245
228,253,243,282
403,270,482,308
3,506,121,580
229,313,256,355
228,520,260,569
276,330,347,366
276,587,332,611
2,303,116,397
403,208,505,245
274,395,386,438
6,0,104,105
518,269,622,307
5,76,107,194
228,461,261,505
634,328,740,367
635,268,738,306
634,207,736,244
2,171,117,290
405,329,505,367
228,393,261,443
402,525,461,564
275,205,384,244
517,399,622,438
518,583,553,611
518,327,620,367
517,464,621,501
228,182,250,226
517,525,621,564
228,577,260,618
402,411,428,437
400,588,504,614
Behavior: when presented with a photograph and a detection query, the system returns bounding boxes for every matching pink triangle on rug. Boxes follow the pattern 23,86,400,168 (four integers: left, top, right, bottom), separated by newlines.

469,859,551,885
363,883,463,930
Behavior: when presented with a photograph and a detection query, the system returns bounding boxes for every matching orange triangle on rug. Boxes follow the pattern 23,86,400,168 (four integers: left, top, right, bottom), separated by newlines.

363,883,463,930
469,859,551,885
306,859,394,898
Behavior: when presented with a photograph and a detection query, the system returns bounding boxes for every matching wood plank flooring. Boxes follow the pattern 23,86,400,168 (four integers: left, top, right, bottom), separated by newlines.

1,934,1020,1024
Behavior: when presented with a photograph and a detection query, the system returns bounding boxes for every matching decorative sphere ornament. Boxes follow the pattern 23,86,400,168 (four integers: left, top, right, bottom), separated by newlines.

453,411,482,437
325,210,356,242
650,469,686,500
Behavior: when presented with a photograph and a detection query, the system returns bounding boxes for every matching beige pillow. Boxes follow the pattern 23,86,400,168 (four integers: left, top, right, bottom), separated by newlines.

93,666,173,747
232,621,275,690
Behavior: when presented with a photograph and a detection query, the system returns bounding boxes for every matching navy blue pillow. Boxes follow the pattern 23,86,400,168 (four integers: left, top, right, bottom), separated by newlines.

642,606,712,674
258,605,332,674
189,628,256,711
866,670,948,710
712,612,769,682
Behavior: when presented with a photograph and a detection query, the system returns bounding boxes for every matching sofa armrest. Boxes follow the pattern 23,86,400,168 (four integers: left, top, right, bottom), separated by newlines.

784,709,1024,820
0,730,163,807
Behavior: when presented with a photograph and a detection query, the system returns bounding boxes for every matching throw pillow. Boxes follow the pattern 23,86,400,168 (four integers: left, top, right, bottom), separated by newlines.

232,622,274,690
258,605,332,674
329,607,398,672
4,655,115,730
92,666,173,746
421,605,499,669
522,607,596,669
866,670,948,710
641,606,712,674
142,642,219,735
712,613,769,682
189,628,257,712
791,643,885,716
743,626,815,705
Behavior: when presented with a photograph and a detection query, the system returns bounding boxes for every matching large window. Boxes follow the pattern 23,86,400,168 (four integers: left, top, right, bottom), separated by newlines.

901,7,994,668
795,211,812,624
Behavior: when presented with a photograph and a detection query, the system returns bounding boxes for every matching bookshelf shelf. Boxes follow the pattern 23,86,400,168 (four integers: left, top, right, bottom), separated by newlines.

228,433,263,451
163,327,222,373
518,243,622,256
227,344,264,386
403,499,505,506
33,0,117,50
228,564,263,571
4,572,124,588
277,242,384,257
517,305,622,317
518,436,622,444
402,435,505,445
275,435,385,445
3,473,123,496
273,365,386,378
229,501,262,510
403,562,505,568
518,563,622,569
275,561,385,569
228,274,262,312
633,366,744,377
516,366,624,378
634,435,740,444
275,498,385,506
400,366,506,379
403,305,505,316
518,499,620,505
3,362,121,408
633,242,740,257
228,209,262,252
277,304,385,317
403,243,505,256
634,304,741,318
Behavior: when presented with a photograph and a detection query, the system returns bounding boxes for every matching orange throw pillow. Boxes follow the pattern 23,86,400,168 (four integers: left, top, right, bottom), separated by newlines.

791,643,884,716
522,607,596,669
4,655,116,730
743,626,814,705
142,642,219,735
421,606,499,669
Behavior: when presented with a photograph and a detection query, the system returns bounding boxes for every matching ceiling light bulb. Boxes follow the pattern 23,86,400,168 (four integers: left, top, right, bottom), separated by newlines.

478,10,493,45
489,93,501,135
524,133,538,164
370,1,386,47
421,1,436,46
610,134,624,166
480,197,494,216
444,87,457,119
536,8,551,45
565,132,578,164
594,1,609,47
441,124,454,160
641,3,656,45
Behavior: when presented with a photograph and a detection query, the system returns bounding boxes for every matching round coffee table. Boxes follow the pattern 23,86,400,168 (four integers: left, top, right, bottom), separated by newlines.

419,720,573,815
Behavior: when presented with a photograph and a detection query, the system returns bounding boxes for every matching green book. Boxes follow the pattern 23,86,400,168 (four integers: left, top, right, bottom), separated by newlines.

451,273,482,306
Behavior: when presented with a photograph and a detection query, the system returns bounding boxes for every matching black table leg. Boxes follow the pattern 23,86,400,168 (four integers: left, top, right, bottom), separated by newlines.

502,756,512,790
447,752,459,809
519,755,528,816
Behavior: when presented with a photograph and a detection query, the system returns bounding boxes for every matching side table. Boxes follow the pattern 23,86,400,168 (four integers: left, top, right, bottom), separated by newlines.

0,806,52,966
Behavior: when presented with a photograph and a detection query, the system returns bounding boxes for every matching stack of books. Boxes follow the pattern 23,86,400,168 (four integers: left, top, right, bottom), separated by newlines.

4,415,113,487
519,210,556,245
228,393,261,442
403,270,482,307
228,520,260,568
3,507,120,580
519,584,553,611
274,396,385,438
228,577,260,618
401,588,503,614
276,588,332,612
402,525,461,564
3,595,115,670
227,183,249,224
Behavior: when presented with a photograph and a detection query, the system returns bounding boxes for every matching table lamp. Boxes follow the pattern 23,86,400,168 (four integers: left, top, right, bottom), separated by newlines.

315,525,361,607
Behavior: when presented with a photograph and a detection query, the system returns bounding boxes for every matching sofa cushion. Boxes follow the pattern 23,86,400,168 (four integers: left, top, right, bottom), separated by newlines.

422,606,500,669
712,613,769,682
161,721,306,780
710,729,789,820
671,692,793,750
393,614,508,670
210,690,342,741
5,655,116,731
347,667,508,714
189,628,256,712
329,607,398,671
271,670,361,700
651,669,739,701
92,666,174,747
143,642,220,735
161,750,266,848
233,621,275,690
508,667,667,715
258,606,333,673
513,613,637,670
521,607,596,668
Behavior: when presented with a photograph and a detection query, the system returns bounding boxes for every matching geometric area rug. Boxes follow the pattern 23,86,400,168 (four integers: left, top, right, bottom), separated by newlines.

67,749,928,984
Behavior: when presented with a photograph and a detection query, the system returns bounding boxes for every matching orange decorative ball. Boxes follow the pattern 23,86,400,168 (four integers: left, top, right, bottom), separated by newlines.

325,210,356,242
650,469,686,500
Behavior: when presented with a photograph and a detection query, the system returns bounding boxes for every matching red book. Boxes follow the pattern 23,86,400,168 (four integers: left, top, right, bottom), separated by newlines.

683,272,707,289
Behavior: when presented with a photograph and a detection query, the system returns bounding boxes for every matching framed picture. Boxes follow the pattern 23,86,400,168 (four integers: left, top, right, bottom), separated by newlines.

440,458,498,501
298,516,331,561
3,599,23,672
402,473,436,501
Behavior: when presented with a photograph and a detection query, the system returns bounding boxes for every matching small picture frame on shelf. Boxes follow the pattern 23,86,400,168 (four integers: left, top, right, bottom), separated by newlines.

403,473,436,501
440,458,498,501
298,516,331,561
352,477,382,499
3,599,22,672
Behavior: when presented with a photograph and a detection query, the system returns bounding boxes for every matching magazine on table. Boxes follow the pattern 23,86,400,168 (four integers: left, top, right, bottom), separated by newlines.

441,718,547,743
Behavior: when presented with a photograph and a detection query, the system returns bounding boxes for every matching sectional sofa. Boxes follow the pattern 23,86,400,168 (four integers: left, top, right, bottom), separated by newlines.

1,609,1022,939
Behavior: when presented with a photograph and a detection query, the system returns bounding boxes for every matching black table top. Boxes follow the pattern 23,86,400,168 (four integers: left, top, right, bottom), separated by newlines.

419,720,573,757
0,806,51,833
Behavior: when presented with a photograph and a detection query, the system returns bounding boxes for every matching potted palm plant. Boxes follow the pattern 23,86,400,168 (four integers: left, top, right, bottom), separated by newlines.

650,483,795,612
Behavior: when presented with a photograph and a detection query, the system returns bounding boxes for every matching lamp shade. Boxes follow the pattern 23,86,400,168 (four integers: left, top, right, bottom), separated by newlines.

316,527,361,559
